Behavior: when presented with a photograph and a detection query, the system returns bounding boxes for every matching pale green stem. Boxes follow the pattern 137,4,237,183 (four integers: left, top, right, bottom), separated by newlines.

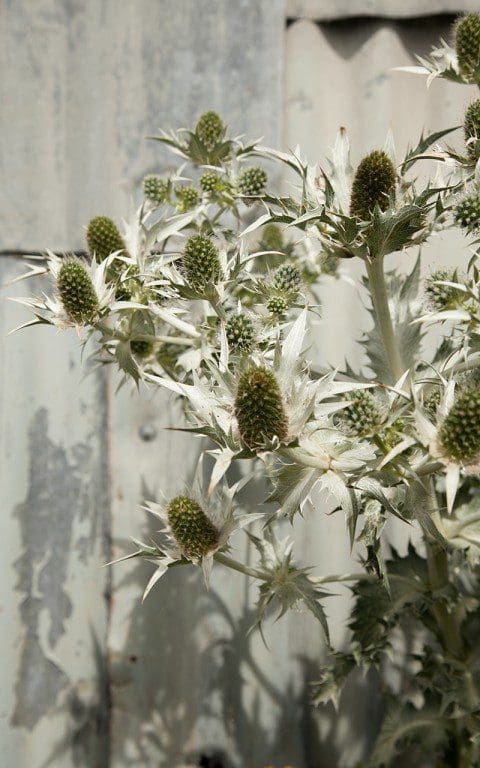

310,572,376,585
214,552,267,581
366,256,404,384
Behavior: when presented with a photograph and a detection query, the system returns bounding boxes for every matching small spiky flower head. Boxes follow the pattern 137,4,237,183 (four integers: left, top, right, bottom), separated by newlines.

200,171,222,194
341,390,381,438
455,193,480,231
439,388,480,464
455,13,480,82
86,216,126,262
238,166,267,200
425,269,461,311
464,100,480,159
143,175,168,205
182,234,221,291
234,365,288,450
225,313,255,353
176,186,199,212
57,259,99,324
195,111,225,150
266,293,288,316
349,150,396,220
167,495,219,560
130,339,154,358
273,264,302,296
260,223,284,252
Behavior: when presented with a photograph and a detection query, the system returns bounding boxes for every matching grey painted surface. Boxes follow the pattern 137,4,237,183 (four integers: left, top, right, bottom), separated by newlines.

287,0,479,19
1,2,476,767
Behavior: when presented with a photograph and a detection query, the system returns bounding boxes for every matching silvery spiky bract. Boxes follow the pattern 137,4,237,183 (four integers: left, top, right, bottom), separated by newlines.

167,495,219,559
57,259,99,324
225,313,255,353
455,13,480,81
195,111,224,150
439,388,480,463
143,174,168,205
464,99,480,159
86,215,126,262
349,150,396,220
238,166,267,198
182,234,221,291
234,365,288,449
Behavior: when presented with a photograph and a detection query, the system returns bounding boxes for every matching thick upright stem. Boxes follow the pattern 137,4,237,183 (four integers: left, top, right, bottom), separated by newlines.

425,538,464,659
366,256,404,384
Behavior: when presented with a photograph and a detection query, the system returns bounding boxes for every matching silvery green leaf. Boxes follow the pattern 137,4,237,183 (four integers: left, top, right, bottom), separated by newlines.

312,653,355,711
268,462,320,520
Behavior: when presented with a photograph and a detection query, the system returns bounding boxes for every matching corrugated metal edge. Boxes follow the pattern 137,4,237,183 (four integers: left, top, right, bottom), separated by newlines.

287,0,478,20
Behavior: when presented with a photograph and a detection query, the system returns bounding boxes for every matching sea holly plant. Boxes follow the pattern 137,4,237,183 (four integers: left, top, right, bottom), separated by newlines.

11,12,480,767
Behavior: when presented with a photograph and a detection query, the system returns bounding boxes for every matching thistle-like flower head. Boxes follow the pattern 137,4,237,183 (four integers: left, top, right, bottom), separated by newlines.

455,193,480,231
266,293,289,316
195,111,225,150
57,259,100,324
86,215,126,262
167,495,219,559
143,174,168,205
176,185,199,212
238,166,267,199
425,269,462,311
340,390,382,438
273,264,302,296
200,171,222,194
439,387,480,464
464,100,480,159
455,13,480,82
225,312,255,353
182,234,221,291
235,365,289,450
349,150,396,220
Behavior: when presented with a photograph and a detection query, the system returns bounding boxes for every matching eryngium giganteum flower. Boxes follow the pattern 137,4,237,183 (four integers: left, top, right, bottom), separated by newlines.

176,185,199,211
143,174,168,205
273,264,302,296
455,13,480,81
225,313,255,353
182,234,221,291
199,171,222,193
234,365,288,449
455,194,480,230
167,495,219,559
349,150,396,220
464,100,480,158
195,111,225,150
341,390,382,438
439,388,480,463
238,166,267,198
57,259,99,324
86,215,126,262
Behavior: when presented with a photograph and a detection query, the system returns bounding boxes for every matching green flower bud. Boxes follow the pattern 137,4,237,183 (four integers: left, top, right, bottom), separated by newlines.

143,175,168,205
167,495,219,559
425,269,460,311
341,390,381,437
176,186,199,212
382,419,405,451
86,216,126,262
200,171,222,194
57,260,99,324
273,264,302,296
195,111,224,150
266,293,288,316
238,167,267,199
424,388,441,420
260,223,284,252
182,234,221,291
439,387,480,463
130,339,153,358
234,365,288,449
464,100,480,159
455,13,480,81
349,150,396,220
455,194,480,230
225,314,255,353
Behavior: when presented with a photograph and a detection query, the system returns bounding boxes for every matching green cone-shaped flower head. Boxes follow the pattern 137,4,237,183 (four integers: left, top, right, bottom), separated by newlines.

176,186,199,212
425,269,459,311
200,171,222,194
234,365,288,449
455,13,480,81
238,167,267,198
341,390,381,437
464,100,480,158
195,111,225,150
349,150,396,220
274,264,302,296
57,260,99,324
143,174,168,205
226,313,255,353
439,387,480,463
455,193,480,230
182,234,221,291
167,495,219,559
86,216,126,262
266,293,288,316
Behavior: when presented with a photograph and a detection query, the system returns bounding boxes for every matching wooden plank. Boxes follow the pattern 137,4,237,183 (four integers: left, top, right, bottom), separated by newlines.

287,0,479,20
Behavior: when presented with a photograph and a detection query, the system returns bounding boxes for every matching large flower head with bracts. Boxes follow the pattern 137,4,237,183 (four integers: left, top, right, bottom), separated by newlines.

115,467,261,597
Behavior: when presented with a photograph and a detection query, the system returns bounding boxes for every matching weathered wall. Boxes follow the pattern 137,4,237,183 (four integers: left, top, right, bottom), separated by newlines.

1,2,478,767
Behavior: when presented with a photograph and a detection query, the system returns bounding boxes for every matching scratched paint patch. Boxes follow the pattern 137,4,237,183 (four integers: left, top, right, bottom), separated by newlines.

11,407,94,729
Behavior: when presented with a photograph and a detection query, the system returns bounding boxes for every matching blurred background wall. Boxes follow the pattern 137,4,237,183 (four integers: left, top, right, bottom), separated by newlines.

1,2,478,766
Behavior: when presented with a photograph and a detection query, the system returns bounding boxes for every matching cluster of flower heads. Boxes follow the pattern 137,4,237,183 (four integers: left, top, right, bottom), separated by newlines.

13,17,480,762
